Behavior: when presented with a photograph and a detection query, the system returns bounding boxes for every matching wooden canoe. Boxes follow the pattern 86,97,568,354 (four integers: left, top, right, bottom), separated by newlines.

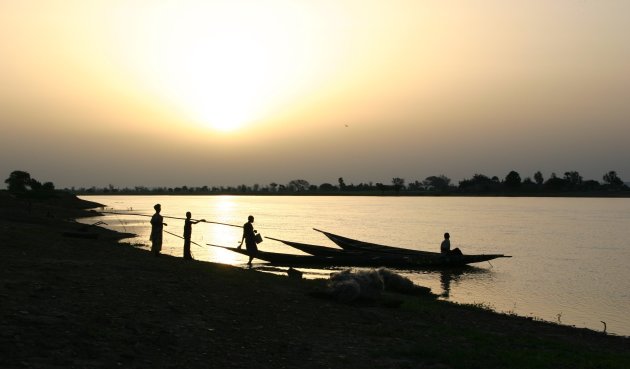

312,228,511,266
313,228,435,255
210,243,510,268
266,236,350,257
208,244,342,266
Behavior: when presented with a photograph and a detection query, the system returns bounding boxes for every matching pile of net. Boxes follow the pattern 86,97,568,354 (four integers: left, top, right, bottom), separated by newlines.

327,267,432,303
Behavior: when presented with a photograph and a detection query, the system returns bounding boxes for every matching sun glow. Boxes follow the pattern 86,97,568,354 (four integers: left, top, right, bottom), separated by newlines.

109,2,330,133
159,23,273,132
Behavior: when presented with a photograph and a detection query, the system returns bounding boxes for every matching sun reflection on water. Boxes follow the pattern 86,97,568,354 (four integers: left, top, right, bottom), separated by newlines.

204,225,246,265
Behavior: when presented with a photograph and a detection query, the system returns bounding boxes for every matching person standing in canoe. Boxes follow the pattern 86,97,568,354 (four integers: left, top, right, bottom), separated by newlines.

183,211,204,260
237,215,258,266
440,232,462,256
150,204,167,256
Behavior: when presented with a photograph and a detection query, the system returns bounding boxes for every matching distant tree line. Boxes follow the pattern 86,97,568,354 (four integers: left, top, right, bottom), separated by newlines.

46,170,629,196
4,170,56,195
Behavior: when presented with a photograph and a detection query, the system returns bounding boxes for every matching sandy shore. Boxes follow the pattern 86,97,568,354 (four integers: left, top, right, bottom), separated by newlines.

1,191,629,368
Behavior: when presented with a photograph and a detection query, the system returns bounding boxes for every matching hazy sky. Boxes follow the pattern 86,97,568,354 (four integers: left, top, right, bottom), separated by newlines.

2,1,629,189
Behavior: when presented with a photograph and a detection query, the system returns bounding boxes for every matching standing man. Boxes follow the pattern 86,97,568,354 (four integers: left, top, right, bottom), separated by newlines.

237,215,258,266
183,211,204,260
150,204,167,256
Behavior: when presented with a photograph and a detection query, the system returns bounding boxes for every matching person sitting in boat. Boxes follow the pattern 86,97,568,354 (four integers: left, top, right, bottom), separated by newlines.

237,215,258,267
440,232,462,256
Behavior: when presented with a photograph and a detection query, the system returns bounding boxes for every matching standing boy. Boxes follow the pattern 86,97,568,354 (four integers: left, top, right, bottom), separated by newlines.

183,212,204,260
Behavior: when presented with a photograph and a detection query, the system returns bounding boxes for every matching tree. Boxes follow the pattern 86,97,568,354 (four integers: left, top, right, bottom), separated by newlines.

338,177,346,190
288,179,310,192
4,170,32,192
603,171,624,188
563,171,583,188
534,171,544,186
581,180,601,191
319,183,337,191
269,182,278,192
504,171,522,189
407,180,424,191
544,176,568,191
522,177,535,186
423,175,451,191
376,183,386,194
29,179,42,191
458,174,499,192
392,177,405,194
42,182,55,191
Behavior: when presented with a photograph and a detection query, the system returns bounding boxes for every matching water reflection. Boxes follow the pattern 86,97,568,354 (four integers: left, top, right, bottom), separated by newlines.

406,266,493,299
212,195,237,216
439,269,454,298
206,225,244,264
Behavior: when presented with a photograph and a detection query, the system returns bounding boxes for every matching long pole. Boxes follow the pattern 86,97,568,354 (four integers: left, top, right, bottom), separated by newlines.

97,210,242,228
207,243,235,250
163,229,205,249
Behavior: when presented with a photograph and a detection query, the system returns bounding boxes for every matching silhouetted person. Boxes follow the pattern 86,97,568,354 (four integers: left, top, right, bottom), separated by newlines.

237,215,258,266
440,232,462,256
183,211,204,260
150,204,167,256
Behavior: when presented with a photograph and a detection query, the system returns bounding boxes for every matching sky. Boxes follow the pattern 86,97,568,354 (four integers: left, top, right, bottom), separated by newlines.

1,0,629,189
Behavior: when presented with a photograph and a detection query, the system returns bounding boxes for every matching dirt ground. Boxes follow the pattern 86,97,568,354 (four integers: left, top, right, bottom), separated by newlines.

1,192,628,369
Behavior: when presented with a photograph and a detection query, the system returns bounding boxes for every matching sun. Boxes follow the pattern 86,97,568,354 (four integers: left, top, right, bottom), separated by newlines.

109,2,325,133
189,110,251,134
163,26,273,133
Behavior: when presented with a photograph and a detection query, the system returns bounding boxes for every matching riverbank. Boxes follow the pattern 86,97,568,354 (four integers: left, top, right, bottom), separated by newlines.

1,192,629,368
71,190,630,198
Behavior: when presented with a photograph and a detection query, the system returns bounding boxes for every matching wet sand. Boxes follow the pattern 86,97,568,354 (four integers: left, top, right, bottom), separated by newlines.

1,192,629,368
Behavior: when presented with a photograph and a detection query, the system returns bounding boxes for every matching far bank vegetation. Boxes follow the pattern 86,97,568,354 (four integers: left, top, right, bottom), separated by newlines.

7,169,624,197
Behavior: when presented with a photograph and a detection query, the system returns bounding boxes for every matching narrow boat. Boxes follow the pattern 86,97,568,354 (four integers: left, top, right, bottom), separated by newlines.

312,228,511,266
209,243,510,268
207,244,342,266
313,228,434,255
266,236,349,256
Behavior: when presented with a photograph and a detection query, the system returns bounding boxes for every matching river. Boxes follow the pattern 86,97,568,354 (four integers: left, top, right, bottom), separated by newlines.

79,195,630,336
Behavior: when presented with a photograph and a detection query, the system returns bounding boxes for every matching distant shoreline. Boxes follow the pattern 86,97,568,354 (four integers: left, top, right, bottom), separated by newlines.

73,191,630,198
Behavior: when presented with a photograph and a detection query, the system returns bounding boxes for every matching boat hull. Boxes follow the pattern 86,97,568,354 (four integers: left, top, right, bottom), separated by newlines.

214,244,508,268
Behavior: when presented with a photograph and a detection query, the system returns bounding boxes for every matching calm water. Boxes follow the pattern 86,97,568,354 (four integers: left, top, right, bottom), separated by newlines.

80,195,630,336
